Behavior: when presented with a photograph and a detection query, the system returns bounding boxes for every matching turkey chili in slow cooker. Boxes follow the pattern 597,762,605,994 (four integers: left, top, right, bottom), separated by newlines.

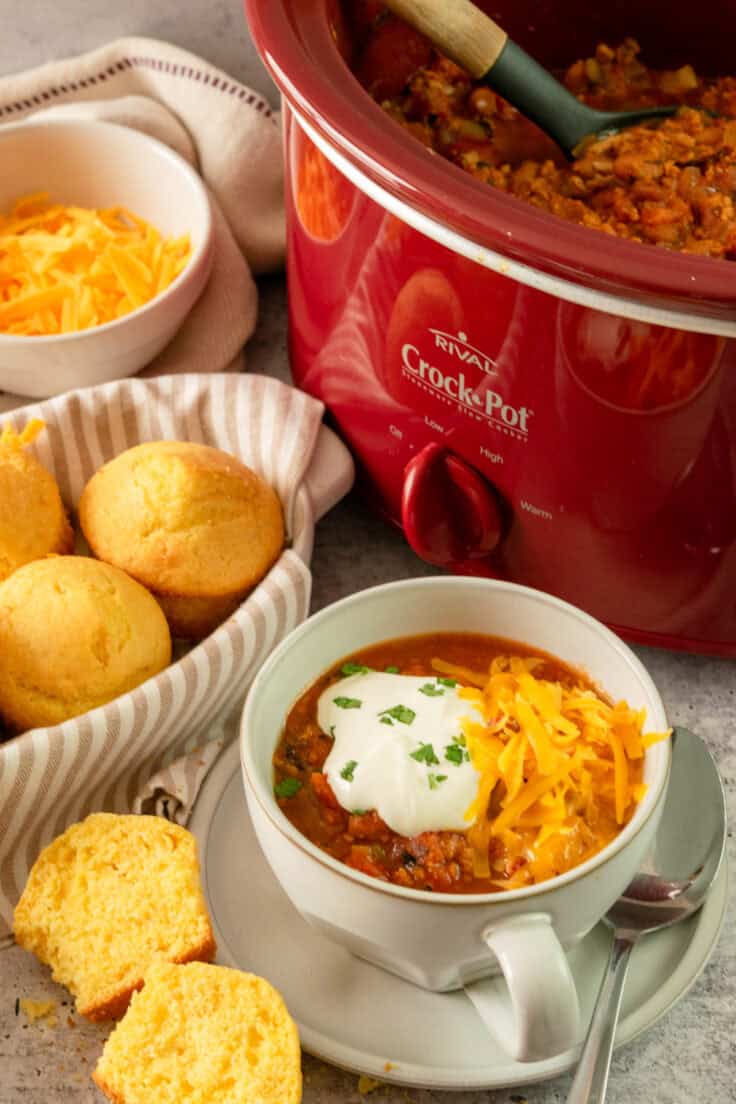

272,633,667,894
351,5,736,258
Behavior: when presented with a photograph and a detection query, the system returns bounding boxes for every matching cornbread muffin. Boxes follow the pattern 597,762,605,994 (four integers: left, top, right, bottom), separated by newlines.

79,440,285,640
0,556,171,732
94,962,302,1104
13,814,216,1021
154,589,249,642
0,420,73,583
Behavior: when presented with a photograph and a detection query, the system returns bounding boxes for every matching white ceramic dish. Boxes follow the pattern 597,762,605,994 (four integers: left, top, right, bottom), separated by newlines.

0,119,213,397
240,576,671,1061
191,738,728,1091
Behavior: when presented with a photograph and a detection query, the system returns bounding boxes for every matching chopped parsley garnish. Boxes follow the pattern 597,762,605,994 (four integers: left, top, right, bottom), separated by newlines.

419,683,444,697
428,773,448,790
380,716,394,726
334,696,362,709
444,743,466,766
379,704,415,725
446,733,470,763
341,662,371,676
329,725,336,739
351,809,367,816
437,676,457,687
410,743,439,765
340,760,358,782
274,777,302,799
384,665,400,674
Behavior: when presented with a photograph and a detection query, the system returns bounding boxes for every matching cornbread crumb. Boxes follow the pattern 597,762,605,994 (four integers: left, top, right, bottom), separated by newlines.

19,998,57,1027
13,814,215,1021
358,1074,383,1094
93,961,302,1104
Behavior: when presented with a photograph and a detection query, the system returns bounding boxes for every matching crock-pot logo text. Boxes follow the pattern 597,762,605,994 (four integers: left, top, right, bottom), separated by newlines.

401,330,533,441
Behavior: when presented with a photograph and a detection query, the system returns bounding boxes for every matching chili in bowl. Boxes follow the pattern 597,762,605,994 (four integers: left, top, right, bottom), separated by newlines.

240,577,671,1063
272,632,662,895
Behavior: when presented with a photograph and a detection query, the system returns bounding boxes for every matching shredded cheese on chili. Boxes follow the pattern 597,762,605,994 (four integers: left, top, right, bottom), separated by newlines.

0,193,191,335
432,655,670,889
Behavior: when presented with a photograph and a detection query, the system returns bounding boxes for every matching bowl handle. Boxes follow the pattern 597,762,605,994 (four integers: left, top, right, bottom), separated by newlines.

464,912,580,1062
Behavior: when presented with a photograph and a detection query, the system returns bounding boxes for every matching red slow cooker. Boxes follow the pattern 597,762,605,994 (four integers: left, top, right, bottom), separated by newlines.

246,0,736,656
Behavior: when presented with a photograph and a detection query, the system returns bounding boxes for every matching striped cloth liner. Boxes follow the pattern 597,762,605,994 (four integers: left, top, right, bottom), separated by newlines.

0,372,354,936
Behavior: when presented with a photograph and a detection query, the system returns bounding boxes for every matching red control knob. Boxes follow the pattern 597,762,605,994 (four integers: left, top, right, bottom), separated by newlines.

401,442,503,567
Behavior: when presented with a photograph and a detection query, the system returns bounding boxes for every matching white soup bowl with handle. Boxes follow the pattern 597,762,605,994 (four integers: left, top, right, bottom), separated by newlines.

240,576,670,1063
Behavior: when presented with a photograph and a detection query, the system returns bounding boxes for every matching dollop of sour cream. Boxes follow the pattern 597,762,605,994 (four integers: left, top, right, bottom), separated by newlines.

318,672,482,837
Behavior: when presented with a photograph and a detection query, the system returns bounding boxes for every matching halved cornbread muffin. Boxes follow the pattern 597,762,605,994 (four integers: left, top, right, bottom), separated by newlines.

13,813,215,1020
93,961,301,1104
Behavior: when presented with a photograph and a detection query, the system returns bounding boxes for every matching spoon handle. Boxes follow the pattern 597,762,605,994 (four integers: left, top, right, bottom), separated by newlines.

381,0,507,78
566,934,636,1104
380,0,614,155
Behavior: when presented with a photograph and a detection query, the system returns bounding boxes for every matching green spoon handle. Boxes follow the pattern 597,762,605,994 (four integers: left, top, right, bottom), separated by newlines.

381,0,611,155
488,39,611,153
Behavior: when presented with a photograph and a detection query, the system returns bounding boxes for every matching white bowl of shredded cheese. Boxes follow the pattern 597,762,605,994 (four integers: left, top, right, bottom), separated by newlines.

0,119,213,397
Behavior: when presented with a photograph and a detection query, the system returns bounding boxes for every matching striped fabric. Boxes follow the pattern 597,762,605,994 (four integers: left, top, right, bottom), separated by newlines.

0,373,352,935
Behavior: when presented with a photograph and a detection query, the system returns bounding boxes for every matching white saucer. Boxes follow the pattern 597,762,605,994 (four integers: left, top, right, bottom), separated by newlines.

190,738,728,1092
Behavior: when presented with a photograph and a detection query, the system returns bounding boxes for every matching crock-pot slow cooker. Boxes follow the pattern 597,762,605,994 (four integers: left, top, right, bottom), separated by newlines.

246,0,736,656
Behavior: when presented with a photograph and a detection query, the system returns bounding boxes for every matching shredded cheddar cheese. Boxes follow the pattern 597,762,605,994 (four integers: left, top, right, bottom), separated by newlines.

0,193,191,335
0,418,44,450
432,655,670,889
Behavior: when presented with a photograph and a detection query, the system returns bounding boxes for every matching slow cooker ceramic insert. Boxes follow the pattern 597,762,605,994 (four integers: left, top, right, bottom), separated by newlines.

246,0,736,656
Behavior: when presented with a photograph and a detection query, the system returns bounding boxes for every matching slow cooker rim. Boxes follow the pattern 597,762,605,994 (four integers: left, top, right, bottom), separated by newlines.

246,0,736,316
294,105,736,336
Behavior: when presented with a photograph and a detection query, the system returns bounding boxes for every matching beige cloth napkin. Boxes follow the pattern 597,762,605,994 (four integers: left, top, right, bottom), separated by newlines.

0,36,286,406
0,373,355,939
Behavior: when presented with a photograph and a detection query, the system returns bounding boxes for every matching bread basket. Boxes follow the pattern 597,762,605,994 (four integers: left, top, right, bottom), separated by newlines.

0,372,354,934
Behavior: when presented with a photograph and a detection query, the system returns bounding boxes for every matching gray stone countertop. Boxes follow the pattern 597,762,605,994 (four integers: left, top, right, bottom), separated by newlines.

0,4,734,1102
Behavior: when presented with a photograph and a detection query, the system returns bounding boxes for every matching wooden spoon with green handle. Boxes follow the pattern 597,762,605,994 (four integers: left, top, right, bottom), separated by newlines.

381,0,680,158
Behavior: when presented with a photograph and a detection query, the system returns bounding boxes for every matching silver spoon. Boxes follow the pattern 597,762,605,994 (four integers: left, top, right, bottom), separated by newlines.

567,726,727,1104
